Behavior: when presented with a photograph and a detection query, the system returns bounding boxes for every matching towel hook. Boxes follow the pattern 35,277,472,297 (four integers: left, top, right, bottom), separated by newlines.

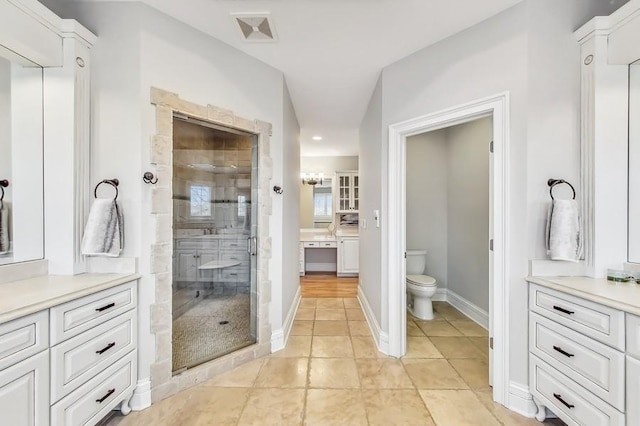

0,179,8,209
143,172,158,185
94,179,119,200
547,179,575,200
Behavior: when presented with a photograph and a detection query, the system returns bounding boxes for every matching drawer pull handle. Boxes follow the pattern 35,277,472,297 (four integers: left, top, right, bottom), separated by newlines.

552,305,574,315
95,302,116,312
96,388,116,403
553,345,575,358
96,342,116,355
553,393,575,409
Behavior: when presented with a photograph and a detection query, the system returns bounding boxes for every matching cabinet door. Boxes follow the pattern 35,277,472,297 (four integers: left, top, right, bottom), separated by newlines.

176,250,197,281
337,174,351,212
197,250,219,282
351,174,359,211
628,356,640,426
339,238,359,273
0,350,49,426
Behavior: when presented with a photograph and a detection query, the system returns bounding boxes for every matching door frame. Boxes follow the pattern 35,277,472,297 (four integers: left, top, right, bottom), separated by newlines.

386,92,510,405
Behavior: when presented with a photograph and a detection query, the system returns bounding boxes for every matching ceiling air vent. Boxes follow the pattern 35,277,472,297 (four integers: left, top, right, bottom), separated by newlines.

231,13,278,42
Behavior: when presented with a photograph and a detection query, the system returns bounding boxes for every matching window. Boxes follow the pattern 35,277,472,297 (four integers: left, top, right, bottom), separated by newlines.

190,185,212,217
313,190,332,219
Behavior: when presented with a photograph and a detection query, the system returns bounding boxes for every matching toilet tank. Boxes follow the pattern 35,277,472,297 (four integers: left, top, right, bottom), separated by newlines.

406,249,427,275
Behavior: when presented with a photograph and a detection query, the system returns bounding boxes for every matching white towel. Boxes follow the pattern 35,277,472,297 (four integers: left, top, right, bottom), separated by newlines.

546,199,582,262
0,204,9,254
81,199,124,257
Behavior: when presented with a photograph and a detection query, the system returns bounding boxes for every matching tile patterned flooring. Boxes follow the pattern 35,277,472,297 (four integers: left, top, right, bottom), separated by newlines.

108,299,563,425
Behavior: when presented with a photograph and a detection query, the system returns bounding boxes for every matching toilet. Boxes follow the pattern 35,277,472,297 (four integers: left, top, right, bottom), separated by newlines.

406,249,438,320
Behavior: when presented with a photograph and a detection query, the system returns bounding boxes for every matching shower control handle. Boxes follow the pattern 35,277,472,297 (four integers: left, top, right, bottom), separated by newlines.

248,236,257,256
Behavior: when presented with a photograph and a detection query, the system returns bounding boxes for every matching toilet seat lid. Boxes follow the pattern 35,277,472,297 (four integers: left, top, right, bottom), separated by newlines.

407,275,436,286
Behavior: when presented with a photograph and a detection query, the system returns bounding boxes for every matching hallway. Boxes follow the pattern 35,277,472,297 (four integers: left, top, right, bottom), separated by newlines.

107,290,563,425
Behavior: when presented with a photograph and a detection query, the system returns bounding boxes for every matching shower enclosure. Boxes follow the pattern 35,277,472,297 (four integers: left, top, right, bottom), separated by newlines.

171,115,258,373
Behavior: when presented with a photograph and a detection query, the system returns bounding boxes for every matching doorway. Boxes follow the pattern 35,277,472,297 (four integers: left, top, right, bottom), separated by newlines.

387,93,510,405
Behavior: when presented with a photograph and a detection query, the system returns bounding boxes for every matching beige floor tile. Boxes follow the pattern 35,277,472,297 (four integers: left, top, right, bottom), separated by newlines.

203,359,264,387
295,308,316,320
343,298,361,309
419,389,500,426
407,320,426,336
411,309,445,321
271,336,312,358
291,320,314,336
430,336,485,359
404,337,443,358
349,320,371,336
317,298,344,309
449,358,490,389
299,298,317,308
468,337,490,360
311,335,354,357
352,335,386,358
195,387,252,424
362,389,435,426
416,320,463,337
254,358,308,388
346,308,366,321
308,358,360,388
403,359,469,389
449,320,489,336
238,388,305,426
313,320,349,336
356,358,414,389
304,389,368,425
315,308,346,320
437,307,469,321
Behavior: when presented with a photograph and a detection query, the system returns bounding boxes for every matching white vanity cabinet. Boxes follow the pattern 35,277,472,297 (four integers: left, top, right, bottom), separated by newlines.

337,236,359,276
0,277,138,426
528,281,636,425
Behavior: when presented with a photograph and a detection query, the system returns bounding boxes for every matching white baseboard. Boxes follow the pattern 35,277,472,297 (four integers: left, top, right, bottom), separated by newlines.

432,288,447,302
271,286,301,352
508,381,537,418
305,262,337,272
130,378,152,411
445,289,489,330
357,285,389,354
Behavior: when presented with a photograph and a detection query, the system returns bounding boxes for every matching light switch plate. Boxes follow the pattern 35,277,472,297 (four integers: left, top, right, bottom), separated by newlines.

374,210,380,228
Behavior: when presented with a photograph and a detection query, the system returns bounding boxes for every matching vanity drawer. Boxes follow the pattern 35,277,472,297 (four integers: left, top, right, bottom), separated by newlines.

220,270,250,283
176,239,218,249
530,312,624,410
51,351,136,426
0,311,48,371
530,355,624,426
303,241,322,248
220,252,249,263
50,281,137,344
529,284,625,350
220,239,247,251
626,313,640,359
50,309,136,402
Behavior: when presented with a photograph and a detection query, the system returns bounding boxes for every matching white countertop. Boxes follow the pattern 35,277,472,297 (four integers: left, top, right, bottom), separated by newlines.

0,273,141,324
528,276,640,316
299,229,358,242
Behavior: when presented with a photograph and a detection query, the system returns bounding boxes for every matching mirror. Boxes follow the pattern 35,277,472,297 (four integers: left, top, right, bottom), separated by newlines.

0,54,44,265
299,178,333,229
629,60,640,262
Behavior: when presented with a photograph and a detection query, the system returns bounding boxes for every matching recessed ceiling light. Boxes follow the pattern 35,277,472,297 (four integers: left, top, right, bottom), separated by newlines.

312,135,323,141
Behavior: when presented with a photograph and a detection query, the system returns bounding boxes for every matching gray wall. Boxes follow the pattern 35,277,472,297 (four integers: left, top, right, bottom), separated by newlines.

282,80,301,322
359,0,628,388
446,118,491,312
406,130,448,289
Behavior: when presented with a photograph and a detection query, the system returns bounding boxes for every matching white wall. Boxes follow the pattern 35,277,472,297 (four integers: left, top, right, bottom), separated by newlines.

0,58,10,203
406,130,448,289
281,80,300,325
446,118,491,312
56,0,292,399
360,0,628,396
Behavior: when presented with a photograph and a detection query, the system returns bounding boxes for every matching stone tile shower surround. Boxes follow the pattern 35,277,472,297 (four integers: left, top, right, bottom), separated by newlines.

148,88,273,403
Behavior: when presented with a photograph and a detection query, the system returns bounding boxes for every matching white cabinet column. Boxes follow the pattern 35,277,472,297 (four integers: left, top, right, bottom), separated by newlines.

44,22,96,274
575,20,629,277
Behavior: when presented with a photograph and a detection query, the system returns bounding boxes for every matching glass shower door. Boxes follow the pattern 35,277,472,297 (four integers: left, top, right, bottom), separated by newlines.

171,115,258,373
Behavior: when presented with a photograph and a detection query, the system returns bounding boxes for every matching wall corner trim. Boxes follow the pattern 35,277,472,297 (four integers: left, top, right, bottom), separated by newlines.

508,381,537,418
129,378,152,411
271,286,301,352
358,285,389,354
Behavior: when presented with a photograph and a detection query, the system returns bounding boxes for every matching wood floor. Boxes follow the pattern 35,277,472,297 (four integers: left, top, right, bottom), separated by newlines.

300,274,358,298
